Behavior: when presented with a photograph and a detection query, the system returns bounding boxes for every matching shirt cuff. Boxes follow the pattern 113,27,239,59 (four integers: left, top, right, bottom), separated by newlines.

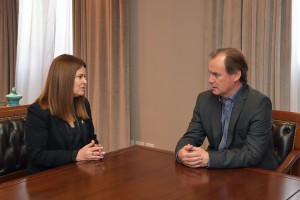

175,151,182,164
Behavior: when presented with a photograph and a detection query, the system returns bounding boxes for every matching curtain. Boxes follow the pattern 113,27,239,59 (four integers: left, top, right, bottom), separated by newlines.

203,0,291,110
291,0,300,112
73,0,130,152
242,0,291,111
15,0,73,104
0,0,18,105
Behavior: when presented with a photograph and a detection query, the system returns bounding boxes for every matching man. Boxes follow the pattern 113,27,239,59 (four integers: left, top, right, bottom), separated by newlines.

175,48,279,170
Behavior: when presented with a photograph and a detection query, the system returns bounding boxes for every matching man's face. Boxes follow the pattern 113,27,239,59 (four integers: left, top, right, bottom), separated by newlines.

207,54,241,99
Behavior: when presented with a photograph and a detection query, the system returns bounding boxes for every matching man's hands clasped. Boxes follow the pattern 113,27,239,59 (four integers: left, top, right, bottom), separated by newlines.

178,144,209,168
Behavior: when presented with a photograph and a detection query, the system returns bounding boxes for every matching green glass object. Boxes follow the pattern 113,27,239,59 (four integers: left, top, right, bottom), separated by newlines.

6,87,22,107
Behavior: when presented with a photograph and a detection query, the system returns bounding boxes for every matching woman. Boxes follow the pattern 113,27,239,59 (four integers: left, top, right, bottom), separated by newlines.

25,54,104,174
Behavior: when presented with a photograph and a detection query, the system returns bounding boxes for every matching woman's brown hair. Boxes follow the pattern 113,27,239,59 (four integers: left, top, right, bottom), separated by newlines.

37,54,89,122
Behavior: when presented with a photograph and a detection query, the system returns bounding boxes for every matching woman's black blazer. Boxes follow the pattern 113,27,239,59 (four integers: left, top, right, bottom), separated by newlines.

25,99,98,174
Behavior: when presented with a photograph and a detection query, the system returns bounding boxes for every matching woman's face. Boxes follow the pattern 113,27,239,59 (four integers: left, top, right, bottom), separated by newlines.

73,66,87,97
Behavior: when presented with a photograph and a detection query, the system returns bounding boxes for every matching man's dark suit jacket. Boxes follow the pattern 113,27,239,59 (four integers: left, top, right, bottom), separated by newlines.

25,99,98,174
175,84,279,171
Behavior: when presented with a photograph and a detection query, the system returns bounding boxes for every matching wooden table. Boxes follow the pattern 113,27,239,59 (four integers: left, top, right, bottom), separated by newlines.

1,145,300,200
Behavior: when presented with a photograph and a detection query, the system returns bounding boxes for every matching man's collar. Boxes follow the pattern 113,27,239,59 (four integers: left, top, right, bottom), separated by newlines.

219,84,244,103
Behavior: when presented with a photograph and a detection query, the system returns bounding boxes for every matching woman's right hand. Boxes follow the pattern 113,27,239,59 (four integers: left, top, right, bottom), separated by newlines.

76,140,105,161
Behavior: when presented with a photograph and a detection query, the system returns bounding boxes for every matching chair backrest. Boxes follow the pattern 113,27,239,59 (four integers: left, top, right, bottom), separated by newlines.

272,110,300,174
0,105,28,178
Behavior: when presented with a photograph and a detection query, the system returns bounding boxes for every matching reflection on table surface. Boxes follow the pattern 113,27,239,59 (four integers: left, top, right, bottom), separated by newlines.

1,145,300,200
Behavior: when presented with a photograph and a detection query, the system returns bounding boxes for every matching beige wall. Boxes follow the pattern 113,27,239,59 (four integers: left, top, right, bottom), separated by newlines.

129,0,208,151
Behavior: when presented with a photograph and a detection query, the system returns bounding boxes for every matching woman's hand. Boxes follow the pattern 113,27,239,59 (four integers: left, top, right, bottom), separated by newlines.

76,140,105,161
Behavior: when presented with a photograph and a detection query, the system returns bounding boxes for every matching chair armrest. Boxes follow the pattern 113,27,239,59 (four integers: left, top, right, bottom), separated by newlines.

275,150,300,173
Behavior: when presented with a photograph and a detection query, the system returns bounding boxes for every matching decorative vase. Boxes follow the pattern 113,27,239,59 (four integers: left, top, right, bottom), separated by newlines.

5,87,22,107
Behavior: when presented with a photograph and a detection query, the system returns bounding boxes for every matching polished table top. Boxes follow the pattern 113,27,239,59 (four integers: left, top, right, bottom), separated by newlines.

1,145,300,200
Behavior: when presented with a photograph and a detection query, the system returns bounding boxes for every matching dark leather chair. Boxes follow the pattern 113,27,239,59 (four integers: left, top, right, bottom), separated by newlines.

0,105,28,182
272,110,300,176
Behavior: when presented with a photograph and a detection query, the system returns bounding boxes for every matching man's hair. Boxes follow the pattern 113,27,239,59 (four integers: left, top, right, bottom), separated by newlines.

37,54,89,122
210,48,248,84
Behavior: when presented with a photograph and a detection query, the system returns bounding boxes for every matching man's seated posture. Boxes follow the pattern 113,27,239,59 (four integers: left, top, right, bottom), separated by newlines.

175,48,278,171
